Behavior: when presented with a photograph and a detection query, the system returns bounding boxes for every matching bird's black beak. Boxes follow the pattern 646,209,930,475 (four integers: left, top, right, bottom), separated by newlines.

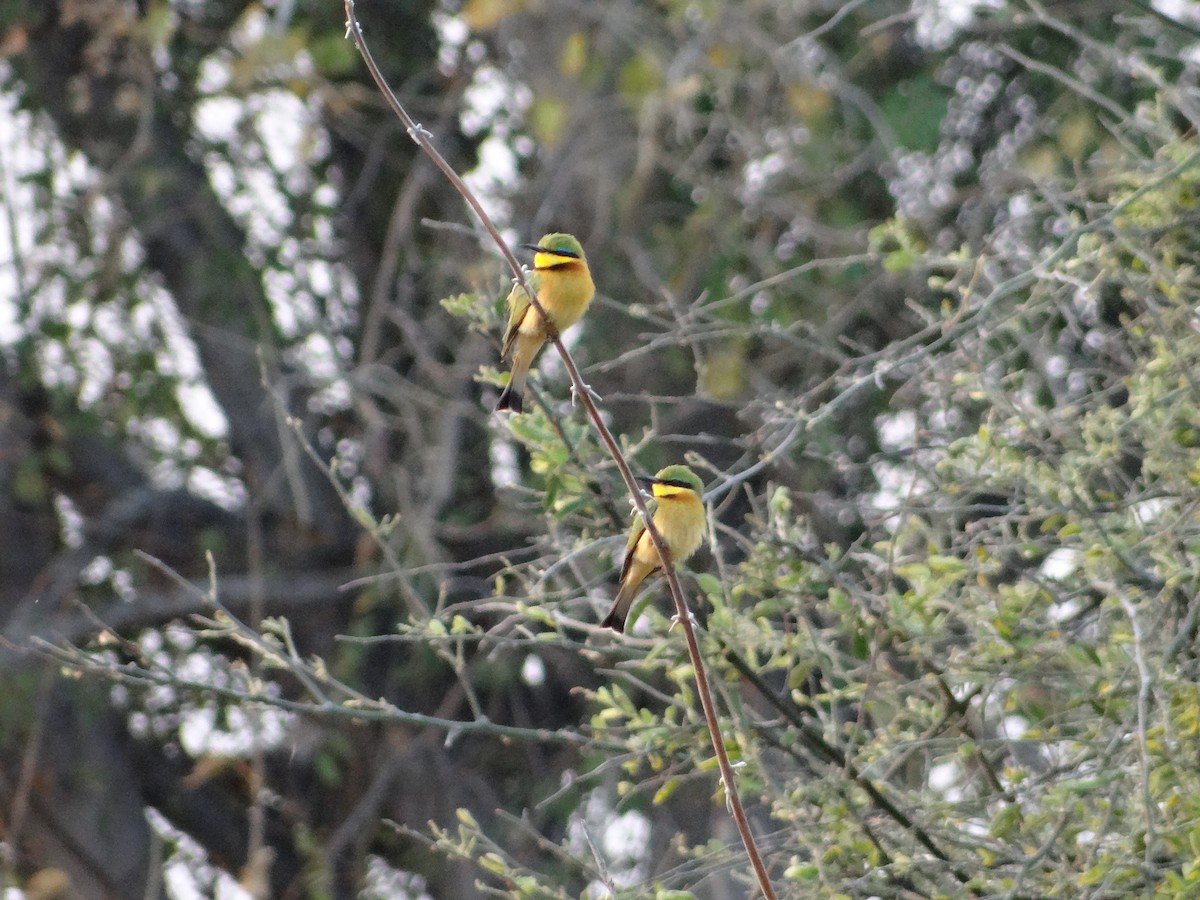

634,475,657,489
520,243,543,253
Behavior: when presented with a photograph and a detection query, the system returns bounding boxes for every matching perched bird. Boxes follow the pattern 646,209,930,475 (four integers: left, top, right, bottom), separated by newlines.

601,465,706,633
495,232,595,413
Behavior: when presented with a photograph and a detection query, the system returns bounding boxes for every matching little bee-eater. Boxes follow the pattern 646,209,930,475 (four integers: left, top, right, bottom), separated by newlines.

495,232,595,413
601,465,706,633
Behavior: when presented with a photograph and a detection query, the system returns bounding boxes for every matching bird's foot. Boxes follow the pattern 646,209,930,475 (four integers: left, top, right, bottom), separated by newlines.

668,611,700,633
571,381,602,407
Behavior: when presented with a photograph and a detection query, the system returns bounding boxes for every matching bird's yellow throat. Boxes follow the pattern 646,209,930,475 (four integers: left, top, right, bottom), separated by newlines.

651,482,695,501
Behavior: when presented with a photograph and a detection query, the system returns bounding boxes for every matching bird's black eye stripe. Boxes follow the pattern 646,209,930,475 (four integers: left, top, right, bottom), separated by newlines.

521,244,580,259
635,476,697,490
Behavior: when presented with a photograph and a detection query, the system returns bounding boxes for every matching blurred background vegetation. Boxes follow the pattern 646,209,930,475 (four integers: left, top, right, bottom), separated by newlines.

2,0,1200,897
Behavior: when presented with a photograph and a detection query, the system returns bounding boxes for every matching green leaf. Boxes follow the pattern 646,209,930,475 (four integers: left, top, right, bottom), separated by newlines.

879,74,949,152
653,777,681,804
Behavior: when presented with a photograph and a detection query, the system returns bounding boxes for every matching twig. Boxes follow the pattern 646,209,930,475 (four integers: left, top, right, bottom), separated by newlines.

1112,584,1157,869
343,3,777,895
7,664,57,851
29,631,620,751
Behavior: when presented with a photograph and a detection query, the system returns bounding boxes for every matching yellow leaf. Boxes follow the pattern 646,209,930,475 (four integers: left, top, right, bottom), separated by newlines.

1059,112,1095,160
787,81,832,120
618,50,662,107
653,777,682,804
698,339,748,400
559,31,587,77
25,868,71,900
529,96,569,147
463,0,529,32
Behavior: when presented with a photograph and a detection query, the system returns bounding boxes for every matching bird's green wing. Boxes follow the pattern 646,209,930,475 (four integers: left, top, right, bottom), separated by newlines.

620,498,657,580
500,271,540,358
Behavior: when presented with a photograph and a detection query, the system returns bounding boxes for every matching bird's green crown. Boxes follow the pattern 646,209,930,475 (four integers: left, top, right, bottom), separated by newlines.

653,464,703,496
532,232,585,259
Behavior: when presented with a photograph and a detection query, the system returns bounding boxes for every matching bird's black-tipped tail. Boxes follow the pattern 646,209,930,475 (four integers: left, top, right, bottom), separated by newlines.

600,608,625,633
601,583,635,633
494,382,523,413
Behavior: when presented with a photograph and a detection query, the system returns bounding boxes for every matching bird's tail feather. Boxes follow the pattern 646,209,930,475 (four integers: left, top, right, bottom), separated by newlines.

601,575,643,633
495,381,523,413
